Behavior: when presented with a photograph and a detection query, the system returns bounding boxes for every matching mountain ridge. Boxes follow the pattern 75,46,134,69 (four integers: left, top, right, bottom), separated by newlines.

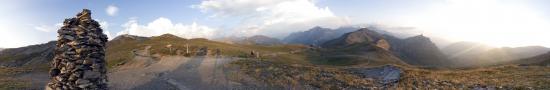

283,26,358,46
385,35,449,67
322,28,387,48
238,35,283,45
515,51,550,66
442,41,550,67
0,41,55,67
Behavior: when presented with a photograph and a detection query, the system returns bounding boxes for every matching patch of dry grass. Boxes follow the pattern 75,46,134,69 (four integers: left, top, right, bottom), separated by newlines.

230,59,377,89
398,65,550,89
0,67,31,90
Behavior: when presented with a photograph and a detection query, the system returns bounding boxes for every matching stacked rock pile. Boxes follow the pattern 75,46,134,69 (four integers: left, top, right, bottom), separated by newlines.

47,9,109,90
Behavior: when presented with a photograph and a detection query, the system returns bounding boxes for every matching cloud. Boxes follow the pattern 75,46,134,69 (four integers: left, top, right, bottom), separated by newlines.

116,17,217,39
193,0,350,37
97,20,114,40
34,23,62,32
106,5,119,16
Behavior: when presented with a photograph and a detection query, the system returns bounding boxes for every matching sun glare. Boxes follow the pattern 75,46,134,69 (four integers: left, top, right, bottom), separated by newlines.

402,0,550,47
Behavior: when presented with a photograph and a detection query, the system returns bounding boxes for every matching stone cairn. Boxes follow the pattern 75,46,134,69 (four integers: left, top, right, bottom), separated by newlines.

47,9,109,90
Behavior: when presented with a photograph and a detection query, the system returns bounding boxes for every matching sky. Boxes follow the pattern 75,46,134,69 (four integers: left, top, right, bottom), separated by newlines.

0,0,549,48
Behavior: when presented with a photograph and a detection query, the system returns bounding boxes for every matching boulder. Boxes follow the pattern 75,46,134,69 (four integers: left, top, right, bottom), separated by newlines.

348,65,402,85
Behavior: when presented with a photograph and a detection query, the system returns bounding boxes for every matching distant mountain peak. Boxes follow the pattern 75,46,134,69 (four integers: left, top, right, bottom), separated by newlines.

407,34,429,40
322,28,386,48
242,35,282,45
283,26,359,46
111,34,149,41
248,35,271,39
117,34,141,38
383,34,449,67
310,26,332,32
311,26,325,29
158,34,181,39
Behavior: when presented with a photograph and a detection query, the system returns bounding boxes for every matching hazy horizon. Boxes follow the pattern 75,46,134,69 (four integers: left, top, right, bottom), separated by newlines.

1,0,550,48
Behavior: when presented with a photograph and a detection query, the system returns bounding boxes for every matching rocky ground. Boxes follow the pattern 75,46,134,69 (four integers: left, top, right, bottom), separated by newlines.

231,59,409,89
231,59,550,90
3,56,550,90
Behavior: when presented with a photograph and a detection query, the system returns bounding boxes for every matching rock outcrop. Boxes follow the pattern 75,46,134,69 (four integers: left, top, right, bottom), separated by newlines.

196,47,208,56
348,65,402,85
47,9,109,90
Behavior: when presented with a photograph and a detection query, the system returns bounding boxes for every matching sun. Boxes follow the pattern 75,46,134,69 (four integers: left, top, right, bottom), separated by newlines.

400,0,550,47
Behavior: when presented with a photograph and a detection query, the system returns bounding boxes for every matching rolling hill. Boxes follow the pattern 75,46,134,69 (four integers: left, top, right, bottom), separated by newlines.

511,51,550,66
222,35,283,46
0,41,55,68
442,41,550,67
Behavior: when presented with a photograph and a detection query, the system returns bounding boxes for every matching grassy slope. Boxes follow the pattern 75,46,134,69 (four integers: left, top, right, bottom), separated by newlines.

398,65,550,89
0,67,31,90
106,34,308,68
0,34,311,89
308,43,406,66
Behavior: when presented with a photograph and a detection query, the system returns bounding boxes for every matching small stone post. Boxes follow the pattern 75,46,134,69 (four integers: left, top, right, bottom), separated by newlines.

47,9,109,90
185,44,190,54
166,44,173,54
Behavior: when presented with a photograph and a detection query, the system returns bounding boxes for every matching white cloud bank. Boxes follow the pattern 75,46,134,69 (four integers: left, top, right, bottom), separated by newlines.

97,20,114,39
115,0,350,39
116,17,217,39
193,0,351,37
106,5,119,16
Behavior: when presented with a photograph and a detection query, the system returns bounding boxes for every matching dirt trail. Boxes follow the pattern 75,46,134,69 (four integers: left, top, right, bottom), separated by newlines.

108,56,245,90
12,46,290,90
15,70,49,89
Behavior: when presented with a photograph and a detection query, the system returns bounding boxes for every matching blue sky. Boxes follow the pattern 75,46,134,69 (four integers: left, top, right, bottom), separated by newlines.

1,0,550,48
